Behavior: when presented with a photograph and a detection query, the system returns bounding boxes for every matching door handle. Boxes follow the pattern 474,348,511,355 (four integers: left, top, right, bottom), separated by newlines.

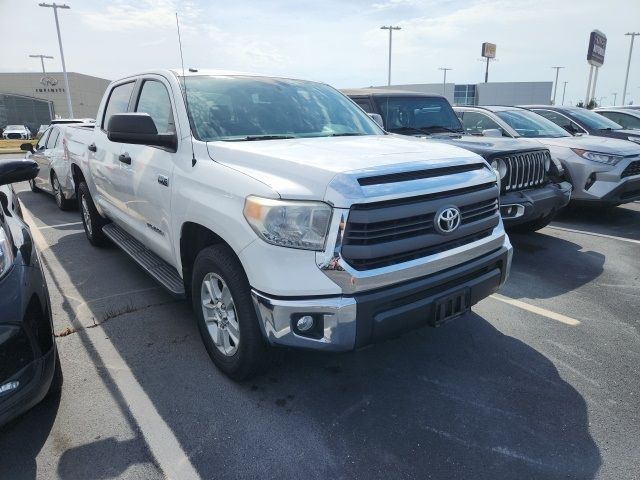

118,153,131,165
88,143,97,152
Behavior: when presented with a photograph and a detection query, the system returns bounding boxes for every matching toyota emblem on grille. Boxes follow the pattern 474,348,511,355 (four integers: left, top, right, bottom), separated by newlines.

434,206,461,234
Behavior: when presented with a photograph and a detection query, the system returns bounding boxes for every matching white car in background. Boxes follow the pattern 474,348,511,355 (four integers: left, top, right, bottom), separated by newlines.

454,105,640,206
595,108,640,131
20,124,77,210
2,124,31,140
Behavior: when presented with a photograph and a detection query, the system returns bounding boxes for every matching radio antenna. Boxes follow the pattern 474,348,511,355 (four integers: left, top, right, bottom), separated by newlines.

176,12,196,167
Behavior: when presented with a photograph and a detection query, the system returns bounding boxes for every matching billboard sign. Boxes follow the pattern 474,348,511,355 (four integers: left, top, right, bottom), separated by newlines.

481,42,496,59
587,30,607,67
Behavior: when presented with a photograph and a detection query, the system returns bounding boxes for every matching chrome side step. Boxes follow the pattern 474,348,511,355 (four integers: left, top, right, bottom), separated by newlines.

102,223,185,297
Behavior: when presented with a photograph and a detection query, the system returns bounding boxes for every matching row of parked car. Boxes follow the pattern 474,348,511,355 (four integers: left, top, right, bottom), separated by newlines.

1,119,95,140
2,69,640,427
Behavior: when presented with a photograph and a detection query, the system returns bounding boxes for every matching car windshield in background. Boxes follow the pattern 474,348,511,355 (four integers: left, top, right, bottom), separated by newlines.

6,125,23,130
181,76,381,141
373,96,463,134
495,109,570,138
566,108,624,131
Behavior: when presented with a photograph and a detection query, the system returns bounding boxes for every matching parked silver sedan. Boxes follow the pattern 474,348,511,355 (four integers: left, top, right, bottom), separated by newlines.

20,125,75,210
454,105,640,206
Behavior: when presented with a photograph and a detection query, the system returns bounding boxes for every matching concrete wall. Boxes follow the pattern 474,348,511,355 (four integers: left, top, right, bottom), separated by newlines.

475,81,552,106
372,83,455,103
0,72,110,119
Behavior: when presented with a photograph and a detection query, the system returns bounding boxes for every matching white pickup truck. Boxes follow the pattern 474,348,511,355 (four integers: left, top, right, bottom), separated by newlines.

63,69,512,379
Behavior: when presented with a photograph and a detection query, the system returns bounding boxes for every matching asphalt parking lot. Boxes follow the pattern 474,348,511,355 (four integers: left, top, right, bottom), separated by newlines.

0,166,639,479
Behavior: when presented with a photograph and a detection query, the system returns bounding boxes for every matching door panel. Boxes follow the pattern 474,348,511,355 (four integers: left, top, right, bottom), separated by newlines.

31,128,51,191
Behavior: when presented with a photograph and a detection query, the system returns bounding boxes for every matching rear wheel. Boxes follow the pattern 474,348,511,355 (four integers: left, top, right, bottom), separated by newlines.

51,172,74,211
78,182,109,247
192,244,271,380
29,178,40,193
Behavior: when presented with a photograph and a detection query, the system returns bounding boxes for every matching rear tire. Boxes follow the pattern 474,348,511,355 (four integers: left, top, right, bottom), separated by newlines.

29,179,41,193
192,244,271,380
78,182,109,247
508,211,556,233
51,172,74,211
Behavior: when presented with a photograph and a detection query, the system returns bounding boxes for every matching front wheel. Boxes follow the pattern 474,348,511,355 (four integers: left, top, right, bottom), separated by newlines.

78,182,109,246
507,211,556,233
192,245,271,380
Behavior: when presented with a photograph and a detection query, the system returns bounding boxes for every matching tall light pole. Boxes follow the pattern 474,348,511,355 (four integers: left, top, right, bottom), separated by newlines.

39,3,73,118
380,25,401,86
622,32,639,106
551,66,564,104
29,54,54,74
562,81,568,105
438,67,452,97
29,54,55,120
612,92,618,105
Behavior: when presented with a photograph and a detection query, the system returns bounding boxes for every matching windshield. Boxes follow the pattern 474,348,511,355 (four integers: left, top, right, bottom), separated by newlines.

180,76,382,141
373,96,463,134
565,108,623,130
495,109,570,138
6,125,23,130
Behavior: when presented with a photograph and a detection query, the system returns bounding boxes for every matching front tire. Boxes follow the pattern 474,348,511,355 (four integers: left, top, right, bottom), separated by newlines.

51,172,74,211
192,245,271,380
78,182,109,247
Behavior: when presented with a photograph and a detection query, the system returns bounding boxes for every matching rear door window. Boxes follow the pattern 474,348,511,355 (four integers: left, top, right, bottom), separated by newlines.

102,82,135,130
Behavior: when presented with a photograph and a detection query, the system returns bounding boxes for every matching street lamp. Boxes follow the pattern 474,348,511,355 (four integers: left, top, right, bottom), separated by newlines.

612,92,618,106
438,67,452,97
39,2,73,118
380,25,401,86
551,66,564,105
562,81,568,106
622,33,639,106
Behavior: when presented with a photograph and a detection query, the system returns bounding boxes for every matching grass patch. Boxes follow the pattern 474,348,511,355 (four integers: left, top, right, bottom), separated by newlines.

0,139,36,152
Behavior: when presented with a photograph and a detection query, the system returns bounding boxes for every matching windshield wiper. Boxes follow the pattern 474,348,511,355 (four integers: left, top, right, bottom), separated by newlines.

327,132,366,137
388,126,428,135
242,135,296,141
418,126,464,134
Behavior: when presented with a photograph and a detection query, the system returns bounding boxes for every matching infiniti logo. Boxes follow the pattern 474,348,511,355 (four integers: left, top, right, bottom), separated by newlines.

434,206,461,234
40,76,58,87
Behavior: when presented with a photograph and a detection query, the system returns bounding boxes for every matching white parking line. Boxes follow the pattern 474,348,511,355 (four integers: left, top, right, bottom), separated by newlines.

37,221,83,230
489,294,581,326
548,226,640,245
21,208,201,480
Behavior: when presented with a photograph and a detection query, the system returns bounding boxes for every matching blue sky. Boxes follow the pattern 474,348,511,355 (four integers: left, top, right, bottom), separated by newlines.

1,0,639,105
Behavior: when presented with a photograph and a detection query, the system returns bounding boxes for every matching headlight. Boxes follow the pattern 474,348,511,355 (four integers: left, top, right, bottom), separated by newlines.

490,158,507,179
0,225,15,279
571,149,623,166
243,196,332,251
628,136,640,144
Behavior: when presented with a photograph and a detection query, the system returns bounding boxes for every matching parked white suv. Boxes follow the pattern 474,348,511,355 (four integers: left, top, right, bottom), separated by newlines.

2,125,31,140
63,70,512,379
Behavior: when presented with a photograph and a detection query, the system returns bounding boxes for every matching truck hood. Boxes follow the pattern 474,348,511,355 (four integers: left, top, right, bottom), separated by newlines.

3,128,28,133
422,134,546,158
207,135,487,202
537,135,640,155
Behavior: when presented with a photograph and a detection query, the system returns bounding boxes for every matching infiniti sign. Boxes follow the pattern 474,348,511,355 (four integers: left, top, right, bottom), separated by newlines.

434,206,461,234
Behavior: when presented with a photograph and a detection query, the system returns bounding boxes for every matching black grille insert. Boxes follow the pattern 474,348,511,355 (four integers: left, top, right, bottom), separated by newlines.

621,161,640,179
358,164,485,186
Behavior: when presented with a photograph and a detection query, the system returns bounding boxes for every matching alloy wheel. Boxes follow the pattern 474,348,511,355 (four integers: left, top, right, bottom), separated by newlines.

201,272,240,356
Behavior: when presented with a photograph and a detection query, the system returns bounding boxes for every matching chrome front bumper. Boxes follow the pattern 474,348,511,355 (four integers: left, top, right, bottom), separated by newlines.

252,238,512,351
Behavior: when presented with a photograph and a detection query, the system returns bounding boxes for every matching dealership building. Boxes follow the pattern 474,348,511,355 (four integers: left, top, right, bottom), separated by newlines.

371,81,553,106
0,72,110,133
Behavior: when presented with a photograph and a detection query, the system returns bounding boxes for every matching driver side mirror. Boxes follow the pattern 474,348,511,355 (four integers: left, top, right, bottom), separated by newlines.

368,113,384,128
0,159,39,186
482,128,502,137
20,143,34,153
107,113,177,151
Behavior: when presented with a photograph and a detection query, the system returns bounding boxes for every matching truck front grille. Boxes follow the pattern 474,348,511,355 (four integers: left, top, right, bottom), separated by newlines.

621,160,640,178
342,183,499,271
497,151,549,193
6,133,23,139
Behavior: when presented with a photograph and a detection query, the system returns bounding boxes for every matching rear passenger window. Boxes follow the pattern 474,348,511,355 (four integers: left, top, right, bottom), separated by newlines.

353,98,374,113
102,82,135,130
135,80,176,134
46,129,60,149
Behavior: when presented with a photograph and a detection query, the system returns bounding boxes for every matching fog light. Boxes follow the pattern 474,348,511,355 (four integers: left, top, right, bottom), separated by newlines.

0,381,19,395
296,315,314,332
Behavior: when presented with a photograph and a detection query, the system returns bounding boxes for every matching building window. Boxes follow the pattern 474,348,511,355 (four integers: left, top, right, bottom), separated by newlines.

0,94,53,134
454,84,476,106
